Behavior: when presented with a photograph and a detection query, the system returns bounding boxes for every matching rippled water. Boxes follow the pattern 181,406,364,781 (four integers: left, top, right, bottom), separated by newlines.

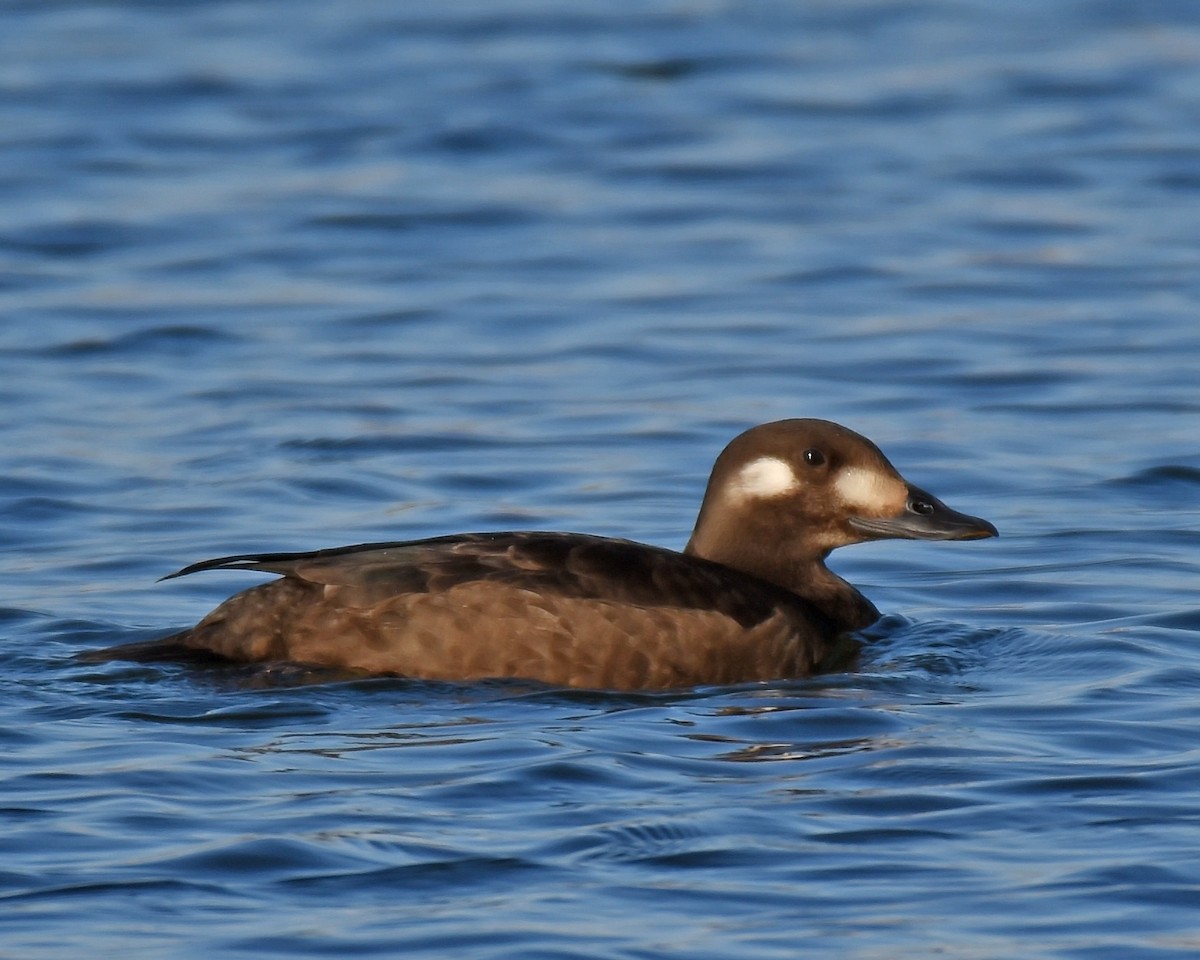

3,2,1200,957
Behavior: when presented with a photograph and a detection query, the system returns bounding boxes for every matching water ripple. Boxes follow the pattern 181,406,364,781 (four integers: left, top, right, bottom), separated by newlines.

4,1,1200,958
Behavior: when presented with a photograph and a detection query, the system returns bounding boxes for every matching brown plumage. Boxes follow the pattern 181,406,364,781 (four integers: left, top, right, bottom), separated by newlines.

89,419,997,689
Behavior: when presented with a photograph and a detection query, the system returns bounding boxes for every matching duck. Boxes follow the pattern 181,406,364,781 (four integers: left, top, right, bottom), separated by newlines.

90,419,997,689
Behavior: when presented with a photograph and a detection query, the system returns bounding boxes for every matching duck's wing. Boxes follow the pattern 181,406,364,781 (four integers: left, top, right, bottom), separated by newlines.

90,532,847,687
163,531,806,628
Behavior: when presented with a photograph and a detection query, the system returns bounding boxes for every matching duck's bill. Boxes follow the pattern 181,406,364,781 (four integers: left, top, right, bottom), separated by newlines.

848,484,998,542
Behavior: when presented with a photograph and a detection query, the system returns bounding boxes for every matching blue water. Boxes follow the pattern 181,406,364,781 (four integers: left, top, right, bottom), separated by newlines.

3,1,1200,957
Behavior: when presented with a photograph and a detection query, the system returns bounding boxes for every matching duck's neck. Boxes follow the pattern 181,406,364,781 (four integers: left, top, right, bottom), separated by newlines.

792,560,880,632
684,538,879,633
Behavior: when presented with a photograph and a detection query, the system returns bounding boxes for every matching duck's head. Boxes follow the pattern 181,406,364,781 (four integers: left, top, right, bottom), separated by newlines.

684,419,997,591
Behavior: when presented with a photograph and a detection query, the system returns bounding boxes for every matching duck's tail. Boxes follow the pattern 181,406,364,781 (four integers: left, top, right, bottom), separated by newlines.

78,630,229,666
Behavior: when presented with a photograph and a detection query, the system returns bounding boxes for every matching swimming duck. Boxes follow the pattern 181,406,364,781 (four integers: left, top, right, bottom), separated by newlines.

94,419,996,689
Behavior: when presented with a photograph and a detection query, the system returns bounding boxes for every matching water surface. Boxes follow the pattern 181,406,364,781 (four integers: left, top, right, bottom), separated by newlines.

3,2,1200,957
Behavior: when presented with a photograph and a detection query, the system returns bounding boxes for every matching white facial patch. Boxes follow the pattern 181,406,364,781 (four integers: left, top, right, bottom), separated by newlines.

834,466,906,513
731,456,799,500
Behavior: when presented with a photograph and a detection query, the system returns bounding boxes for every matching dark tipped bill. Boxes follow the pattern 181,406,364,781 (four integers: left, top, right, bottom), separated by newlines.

848,484,998,542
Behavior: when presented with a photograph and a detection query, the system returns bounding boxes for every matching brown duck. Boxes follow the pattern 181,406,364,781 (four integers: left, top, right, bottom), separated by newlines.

93,419,997,689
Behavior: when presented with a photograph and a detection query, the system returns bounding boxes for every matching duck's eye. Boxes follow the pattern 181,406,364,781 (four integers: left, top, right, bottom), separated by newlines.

910,498,935,516
803,448,826,468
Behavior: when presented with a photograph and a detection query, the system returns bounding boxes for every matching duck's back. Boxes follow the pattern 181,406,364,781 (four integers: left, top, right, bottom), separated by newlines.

151,532,848,689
